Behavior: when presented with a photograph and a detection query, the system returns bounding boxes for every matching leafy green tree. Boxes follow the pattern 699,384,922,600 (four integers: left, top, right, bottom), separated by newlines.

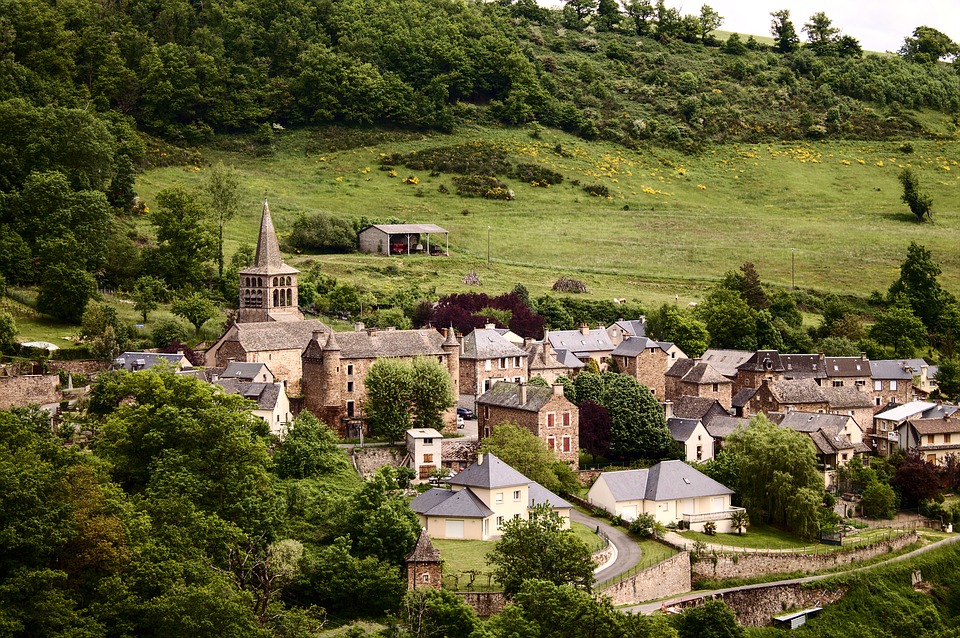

935,359,960,401
860,480,897,519
37,262,96,324
480,423,578,493
410,356,454,430
725,415,823,538
204,162,242,280
171,291,219,335
399,587,480,638
696,287,756,350
151,317,191,348
488,503,594,596
602,373,673,460
343,466,420,564
274,411,349,479
594,0,620,31
898,167,934,222
365,358,414,440
900,26,959,63
697,5,723,43
674,599,745,638
579,400,611,463
646,304,710,358
0,311,18,352
623,0,655,36
132,275,168,323
770,9,800,53
107,154,138,210
573,370,604,406
888,242,955,335
723,32,748,55
721,262,769,310
869,301,928,357
730,509,749,534
891,452,941,508
0,227,33,285
80,302,128,361
802,12,839,56
145,187,215,290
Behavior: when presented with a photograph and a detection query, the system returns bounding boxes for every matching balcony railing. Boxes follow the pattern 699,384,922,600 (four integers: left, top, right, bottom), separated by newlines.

682,506,746,525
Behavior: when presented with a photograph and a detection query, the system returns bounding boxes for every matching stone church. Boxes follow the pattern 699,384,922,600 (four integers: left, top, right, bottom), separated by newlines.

205,199,460,434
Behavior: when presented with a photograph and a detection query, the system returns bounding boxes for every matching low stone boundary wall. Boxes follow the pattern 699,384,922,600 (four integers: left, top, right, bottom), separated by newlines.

457,591,508,616
601,551,692,605
691,531,918,581
0,374,59,409
669,584,848,627
577,469,601,487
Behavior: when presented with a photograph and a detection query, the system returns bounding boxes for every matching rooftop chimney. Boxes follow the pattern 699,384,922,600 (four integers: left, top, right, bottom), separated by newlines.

579,323,589,335
485,323,495,330
664,400,673,419
552,384,564,396
519,383,527,405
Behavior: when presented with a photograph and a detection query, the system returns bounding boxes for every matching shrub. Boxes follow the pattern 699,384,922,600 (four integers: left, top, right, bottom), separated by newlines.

583,183,610,197
151,317,191,348
513,163,564,186
381,142,511,176
628,513,666,539
288,211,357,253
703,520,717,536
452,175,515,200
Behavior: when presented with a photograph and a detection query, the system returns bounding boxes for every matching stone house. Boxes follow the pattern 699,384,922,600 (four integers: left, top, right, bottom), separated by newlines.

823,354,872,390
748,378,830,416
301,326,460,437
458,326,529,409
664,359,732,408
216,361,275,384
524,338,583,384
113,351,193,373
476,382,579,468
546,325,615,370
213,378,291,436
606,318,647,346
768,411,869,487
733,350,786,395
587,460,739,532
611,336,685,399
409,453,571,540
704,415,752,451
405,532,442,590
869,360,921,407
822,385,875,432
700,348,753,381
668,395,729,424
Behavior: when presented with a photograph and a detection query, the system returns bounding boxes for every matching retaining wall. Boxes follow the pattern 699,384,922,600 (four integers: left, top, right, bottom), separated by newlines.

601,551,691,605
0,375,60,409
457,592,508,616
670,584,848,627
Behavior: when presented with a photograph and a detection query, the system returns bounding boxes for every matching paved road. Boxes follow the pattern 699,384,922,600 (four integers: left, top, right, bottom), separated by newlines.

571,509,643,584
621,532,960,615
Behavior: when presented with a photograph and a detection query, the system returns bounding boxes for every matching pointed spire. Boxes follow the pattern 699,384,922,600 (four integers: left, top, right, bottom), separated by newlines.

324,330,341,352
254,198,284,268
443,325,458,347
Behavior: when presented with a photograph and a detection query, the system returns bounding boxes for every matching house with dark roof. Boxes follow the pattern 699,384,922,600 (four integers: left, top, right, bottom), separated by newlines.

665,359,732,408
733,350,786,395
704,415,751,450
218,361,275,384
896,414,960,465
822,385,874,431
611,336,685,399
477,381,578,467
113,351,193,373
667,396,728,424
546,325,615,369
768,411,869,487
524,338,583,385
667,417,714,462
213,378,290,435
700,349,753,380
587,460,739,532
606,318,647,346
410,452,572,540
748,378,829,416
870,360,922,407
824,354,872,389
459,326,529,408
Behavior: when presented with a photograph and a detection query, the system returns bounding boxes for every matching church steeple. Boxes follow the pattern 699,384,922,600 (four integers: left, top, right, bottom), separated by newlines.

237,199,302,323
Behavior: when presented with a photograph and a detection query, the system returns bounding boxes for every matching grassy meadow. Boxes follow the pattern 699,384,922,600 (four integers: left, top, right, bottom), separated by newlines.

136,125,960,306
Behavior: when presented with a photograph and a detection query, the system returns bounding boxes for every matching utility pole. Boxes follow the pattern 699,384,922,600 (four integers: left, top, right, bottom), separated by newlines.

791,248,796,291
487,226,491,266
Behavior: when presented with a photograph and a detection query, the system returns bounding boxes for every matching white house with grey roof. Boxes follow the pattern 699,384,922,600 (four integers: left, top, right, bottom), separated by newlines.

218,361,275,384
410,452,571,540
667,417,714,462
546,325,615,369
587,460,738,532
213,378,290,435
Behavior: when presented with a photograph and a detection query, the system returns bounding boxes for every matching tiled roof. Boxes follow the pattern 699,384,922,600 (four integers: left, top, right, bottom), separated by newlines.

665,358,695,379
611,336,661,358
780,354,826,379
406,531,442,562
446,452,531,489
213,379,282,410
599,460,733,502
461,329,528,360
547,328,614,354
737,350,786,373
869,360,915,381
227,319,331,352
525,341,568,372
822,386,873,409
476,381,560,412
681,361,729,385
554,349,586,369
731,387,757,407
671,396,725,420
908,418,960,435
704,415,750,439
768,378,828,404
304,328,448,359
221,361,272,381
441,439,479,463
410,488,493,518
243,200,299,276
610,319,647,338
825,356,870,378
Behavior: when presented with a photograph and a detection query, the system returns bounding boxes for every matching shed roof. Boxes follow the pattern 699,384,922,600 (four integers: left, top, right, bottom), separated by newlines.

362,224,448,234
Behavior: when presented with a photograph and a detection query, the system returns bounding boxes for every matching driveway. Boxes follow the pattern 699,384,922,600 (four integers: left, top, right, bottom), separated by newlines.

571,509,642,584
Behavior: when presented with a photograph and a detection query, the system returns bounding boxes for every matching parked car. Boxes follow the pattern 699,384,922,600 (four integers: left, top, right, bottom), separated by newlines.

457,407,474,419
457,416,465,429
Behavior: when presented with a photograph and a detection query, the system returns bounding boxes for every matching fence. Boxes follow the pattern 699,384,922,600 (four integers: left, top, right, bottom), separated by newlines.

442,571,501,592
597,551,680,588
670,528,916,557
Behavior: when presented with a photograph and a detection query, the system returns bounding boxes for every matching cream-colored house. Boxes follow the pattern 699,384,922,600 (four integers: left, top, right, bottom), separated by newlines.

667,417,715,462
410,453,571,540
404,428,444,481
587,460,738,532
212,378,291,436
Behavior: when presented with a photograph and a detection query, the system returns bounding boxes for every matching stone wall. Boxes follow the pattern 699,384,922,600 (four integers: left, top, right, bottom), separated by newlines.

0,375,60,409
671,584,847,627
601,551,692,605
577,469,601,487
457,592,508,617
691,531,918,581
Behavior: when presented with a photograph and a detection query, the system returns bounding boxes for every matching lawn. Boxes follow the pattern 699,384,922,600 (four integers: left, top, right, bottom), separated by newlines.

571,520,605,551
679,523,813,550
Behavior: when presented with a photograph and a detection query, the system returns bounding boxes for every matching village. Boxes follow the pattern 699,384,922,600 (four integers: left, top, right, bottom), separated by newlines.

2,201,958,628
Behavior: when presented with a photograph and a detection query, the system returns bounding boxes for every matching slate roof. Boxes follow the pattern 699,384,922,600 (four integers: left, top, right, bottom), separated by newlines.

665,358,695,379
870,360,915,381
243,199,299,276
611,336,662,357
213,379,282,410
769,411,852,434
667,417,701,442
554,349,586,369
599,460,733,502
737,350,786,373
704,416,750,440
825,356,871,378
701,349,753,379
822,386,873,409
610,319,647,338
446,452,531,489
406,531,442,563
731,387,757,408
220,361,273,382
525,341,570,372
547,328,614,356
410,488,494,519
671,396,726,421
767,378,828,404
528,481,572,509
682,361,729,385
113,352,191,372
780,354,827,379
461,329,528,360
476,382,559,413
225,319,331,352
909,418,960,435
441,439,479,464
304,328,448,359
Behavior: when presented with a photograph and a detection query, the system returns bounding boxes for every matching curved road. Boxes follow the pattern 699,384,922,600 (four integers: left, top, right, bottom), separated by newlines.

571,509,643,584
621,532,960,615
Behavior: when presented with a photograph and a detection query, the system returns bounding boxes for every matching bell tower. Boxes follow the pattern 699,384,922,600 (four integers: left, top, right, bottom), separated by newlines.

238,199,303,323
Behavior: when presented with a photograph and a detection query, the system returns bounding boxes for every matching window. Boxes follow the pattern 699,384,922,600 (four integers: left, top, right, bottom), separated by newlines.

841,453,848,461
889,380,897,391
483,379,491,391
484,406,490,419
875,397,882,406
874,380,882,391
495,492,503,504
562,412,570,427
347,381,354,393
422,574,430,583
856,380,865,387
515,357,522,368
485,360,491,371
347,364,354,376
929,435,936,445
547,437,555,450
346,401,355,417
563,436,571,452
832,380,843,388
496,516,504,528
712,383,719,392
514,513,521,519
424,438,434,445
947,434,952,444
423,454,433,463
513,490,521,501
499,358,506,369
697,445,703,460
547,413,556,428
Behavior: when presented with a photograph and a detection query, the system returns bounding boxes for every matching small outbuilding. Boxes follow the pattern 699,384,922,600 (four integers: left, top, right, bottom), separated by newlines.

359,224,449,256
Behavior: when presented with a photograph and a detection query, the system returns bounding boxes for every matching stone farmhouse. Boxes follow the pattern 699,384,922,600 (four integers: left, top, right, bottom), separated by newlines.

458,326,529,409
768,411,869,487
476,381,579,468
410,452,571,540
611,336,686,399
524,338,583,384
665,358,732,408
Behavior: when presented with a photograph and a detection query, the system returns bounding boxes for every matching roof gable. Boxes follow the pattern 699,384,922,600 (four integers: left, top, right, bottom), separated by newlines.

462,329,528,360
446,452,532,489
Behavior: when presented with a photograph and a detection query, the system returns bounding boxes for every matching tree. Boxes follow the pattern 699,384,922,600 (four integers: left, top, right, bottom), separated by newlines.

151,317,191,348
595,0,620,31
107,154,138,210
888,242,955,334
623,0,655,36
273,411,349,479
898,167,934,222
646,304,710,358
410,356,455,431
891,452,941,508
80,302,128,361
146,187,215,290
480,423,577,494
860,480,897,519
171,291,219,335
0,311,18,352
573,370,604,406
131,276,168,323
725,415,823,538
935,359,960,401
730,509,749,534
697,5,723,43
602,373,673,460
579,400,611,463
674,599,745,638
37,262,96,324
770,9,799,53
802,12,839,56
696,287,756,350
869,301,928,358
487,503,594,596
203,162,242,280
365,358,414,441
900,26,959,63
399,587,480,638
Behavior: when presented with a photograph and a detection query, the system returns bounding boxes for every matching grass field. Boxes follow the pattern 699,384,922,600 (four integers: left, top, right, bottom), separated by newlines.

136,126,960,306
